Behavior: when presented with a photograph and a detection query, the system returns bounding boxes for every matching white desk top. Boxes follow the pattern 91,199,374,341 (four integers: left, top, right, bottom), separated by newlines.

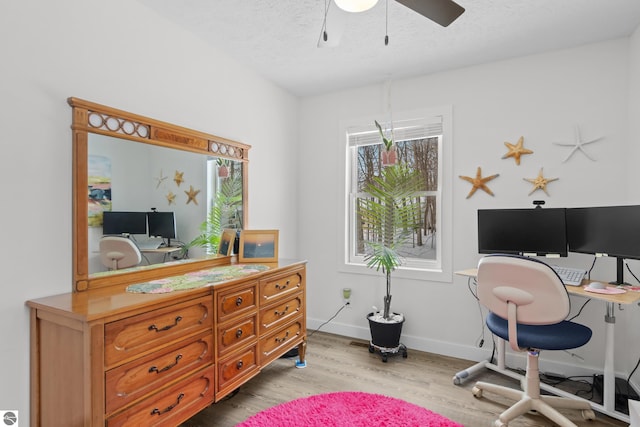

455,268,640,305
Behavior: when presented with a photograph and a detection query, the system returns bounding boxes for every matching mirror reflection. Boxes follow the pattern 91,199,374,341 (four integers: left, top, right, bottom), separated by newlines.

88,134,244,275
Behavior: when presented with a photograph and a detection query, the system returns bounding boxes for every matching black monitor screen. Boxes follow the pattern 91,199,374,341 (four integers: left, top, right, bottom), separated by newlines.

147,211,177,240
478,208,567,257
102,211,147,235
566,205,640,259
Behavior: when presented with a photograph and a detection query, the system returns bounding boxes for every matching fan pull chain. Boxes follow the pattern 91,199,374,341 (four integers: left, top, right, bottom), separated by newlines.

385,0,389,45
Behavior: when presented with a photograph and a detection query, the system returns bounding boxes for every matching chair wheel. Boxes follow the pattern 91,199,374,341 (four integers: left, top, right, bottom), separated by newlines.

582,409,596,420
368,345,374,353
382,354,388,362
402,349,408,358
472,386,483,398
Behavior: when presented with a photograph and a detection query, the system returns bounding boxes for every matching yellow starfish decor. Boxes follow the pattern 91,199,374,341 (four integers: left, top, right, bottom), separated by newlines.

524,168,558,196
502,136,533,165
459,167,499,199
166,191,176,205
174,170,184,186
185,185,200,205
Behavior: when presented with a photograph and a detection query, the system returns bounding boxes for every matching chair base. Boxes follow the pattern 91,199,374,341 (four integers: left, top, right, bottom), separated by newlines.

473,381,596,427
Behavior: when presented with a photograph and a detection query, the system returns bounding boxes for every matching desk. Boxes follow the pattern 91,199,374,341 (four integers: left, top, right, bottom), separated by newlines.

454,268,640,423
140,246,183,262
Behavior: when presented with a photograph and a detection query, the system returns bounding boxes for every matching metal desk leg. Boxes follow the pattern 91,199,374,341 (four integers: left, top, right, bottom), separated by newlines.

603,302,616,413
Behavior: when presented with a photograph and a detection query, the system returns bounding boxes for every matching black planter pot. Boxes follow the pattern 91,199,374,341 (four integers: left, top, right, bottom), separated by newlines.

367,312,405,349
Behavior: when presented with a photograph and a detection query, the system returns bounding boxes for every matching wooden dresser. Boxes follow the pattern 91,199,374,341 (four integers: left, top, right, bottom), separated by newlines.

27,260,306,427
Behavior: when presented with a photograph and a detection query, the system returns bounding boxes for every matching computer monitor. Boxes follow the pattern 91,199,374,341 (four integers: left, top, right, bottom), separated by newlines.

102,211,147,236
566,205,640,284
477,208,568,257
147,211,177,246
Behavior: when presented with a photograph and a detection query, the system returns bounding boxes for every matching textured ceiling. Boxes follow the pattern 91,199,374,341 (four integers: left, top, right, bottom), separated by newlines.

140,0,640,97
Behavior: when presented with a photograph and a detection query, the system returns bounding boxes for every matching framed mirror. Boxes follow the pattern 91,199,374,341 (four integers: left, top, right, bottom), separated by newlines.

70,97,250,291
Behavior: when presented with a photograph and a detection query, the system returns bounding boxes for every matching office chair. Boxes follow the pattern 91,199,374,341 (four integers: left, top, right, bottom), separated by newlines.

472,254,596,427
99,236,142,270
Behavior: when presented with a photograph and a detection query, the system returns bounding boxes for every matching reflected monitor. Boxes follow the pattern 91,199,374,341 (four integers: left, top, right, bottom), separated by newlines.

147,211,177,247
102,211,147,236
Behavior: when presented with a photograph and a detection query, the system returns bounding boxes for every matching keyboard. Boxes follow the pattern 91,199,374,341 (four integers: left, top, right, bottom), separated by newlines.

551,266,587,286
136,238,164,250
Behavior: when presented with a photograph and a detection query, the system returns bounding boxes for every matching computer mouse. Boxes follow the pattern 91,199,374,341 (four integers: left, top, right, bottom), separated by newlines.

587,281,606,290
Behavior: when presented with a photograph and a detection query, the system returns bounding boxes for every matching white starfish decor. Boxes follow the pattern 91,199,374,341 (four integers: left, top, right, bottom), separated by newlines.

155,169,168,188
553,125,603,163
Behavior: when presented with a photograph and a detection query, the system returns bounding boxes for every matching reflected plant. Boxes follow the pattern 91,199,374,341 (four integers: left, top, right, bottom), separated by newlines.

184,173,243,255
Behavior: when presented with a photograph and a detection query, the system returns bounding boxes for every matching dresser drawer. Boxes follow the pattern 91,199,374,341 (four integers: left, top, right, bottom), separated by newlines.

259,319,303,365
105,296,213,367
259,293,302,334
105,332,213,414
107,366,214,427
216,282,257,324
260,269,304,304
217,345,259,395
217,314,257,357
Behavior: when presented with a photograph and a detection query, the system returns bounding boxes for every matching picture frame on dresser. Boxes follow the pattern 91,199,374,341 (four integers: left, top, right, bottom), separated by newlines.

218,229,236,256
239,229,279,262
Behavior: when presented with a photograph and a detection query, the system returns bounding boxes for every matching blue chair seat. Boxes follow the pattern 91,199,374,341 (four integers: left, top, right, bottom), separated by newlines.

486,312,592,351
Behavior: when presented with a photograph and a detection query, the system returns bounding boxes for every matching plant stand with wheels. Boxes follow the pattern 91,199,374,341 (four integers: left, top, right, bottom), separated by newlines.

368,341,408,363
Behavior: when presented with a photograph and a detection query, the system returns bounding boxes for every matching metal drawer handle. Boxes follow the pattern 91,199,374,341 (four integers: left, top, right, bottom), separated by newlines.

150,393,184,416
235,297,243,306
235,329,243,338
148,316,183,333
275,331,290,343
149,354,182,374
274,305,290,316
275,280,291,290
236,360,244,370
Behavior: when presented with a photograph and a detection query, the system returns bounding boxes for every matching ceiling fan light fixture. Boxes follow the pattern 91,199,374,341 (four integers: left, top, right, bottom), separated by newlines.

334,0,379,13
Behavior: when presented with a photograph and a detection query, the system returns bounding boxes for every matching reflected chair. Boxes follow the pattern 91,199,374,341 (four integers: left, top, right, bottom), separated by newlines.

472,254,595,427
99,236,142,270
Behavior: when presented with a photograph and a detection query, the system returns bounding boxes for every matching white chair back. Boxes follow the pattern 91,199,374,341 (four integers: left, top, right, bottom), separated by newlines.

477,255,570,325
99,236,142,270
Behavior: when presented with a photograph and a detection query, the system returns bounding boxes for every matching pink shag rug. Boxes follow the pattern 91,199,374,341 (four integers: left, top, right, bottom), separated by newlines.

236,391,463,427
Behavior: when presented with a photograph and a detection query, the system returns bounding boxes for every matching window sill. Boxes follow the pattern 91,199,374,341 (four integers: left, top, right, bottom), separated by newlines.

340,262,452,283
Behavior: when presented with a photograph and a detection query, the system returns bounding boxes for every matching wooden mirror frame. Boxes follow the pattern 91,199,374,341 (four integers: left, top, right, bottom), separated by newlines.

70,97,250,292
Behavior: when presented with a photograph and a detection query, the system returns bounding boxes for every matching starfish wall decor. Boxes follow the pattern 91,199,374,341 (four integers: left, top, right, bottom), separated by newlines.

185,185,200,205
502,136,533,165
524,168,558,196
553,124,603,162
459,167,499,199
174,170,184,186
166,191,176,205
154,169,167,189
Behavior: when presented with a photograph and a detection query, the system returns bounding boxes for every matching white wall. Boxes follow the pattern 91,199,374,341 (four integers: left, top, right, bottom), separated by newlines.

0,0,298,423
629,27,640,199
299,39,640,380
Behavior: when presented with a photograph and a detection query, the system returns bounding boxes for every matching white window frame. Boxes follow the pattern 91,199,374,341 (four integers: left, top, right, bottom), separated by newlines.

340,107,453,283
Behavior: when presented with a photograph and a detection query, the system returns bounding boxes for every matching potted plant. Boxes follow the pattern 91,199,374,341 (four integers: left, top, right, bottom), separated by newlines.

375,120,397,166
217,158,230,178
358,123,423,361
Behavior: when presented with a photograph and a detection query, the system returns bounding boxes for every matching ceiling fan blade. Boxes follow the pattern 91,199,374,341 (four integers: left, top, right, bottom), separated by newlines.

394,0,465,27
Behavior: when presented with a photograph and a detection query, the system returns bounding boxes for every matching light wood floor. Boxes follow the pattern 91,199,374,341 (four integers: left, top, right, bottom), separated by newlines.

182,332,628,427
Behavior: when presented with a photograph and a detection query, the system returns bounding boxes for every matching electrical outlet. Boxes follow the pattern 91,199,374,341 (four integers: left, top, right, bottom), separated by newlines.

342,288,352,306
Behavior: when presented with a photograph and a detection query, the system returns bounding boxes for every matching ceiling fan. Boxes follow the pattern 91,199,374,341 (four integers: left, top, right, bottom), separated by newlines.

393,0,465,27
320,0,465,47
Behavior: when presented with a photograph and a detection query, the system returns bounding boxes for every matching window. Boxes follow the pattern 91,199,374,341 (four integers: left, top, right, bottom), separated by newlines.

343,108,452,281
